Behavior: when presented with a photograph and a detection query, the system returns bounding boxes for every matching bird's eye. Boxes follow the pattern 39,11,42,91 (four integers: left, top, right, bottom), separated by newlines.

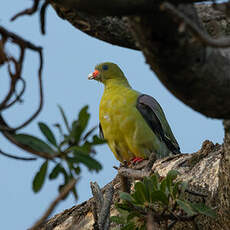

102,65,108,70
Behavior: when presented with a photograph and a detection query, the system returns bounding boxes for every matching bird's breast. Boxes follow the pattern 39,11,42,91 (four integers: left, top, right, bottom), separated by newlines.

99,86,139,139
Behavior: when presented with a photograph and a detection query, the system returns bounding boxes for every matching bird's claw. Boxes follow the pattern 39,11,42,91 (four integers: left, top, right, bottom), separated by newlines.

130,157,144,164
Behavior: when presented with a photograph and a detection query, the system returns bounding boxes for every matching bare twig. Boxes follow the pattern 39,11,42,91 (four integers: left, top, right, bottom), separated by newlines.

144,152,157,172
0,115,54,160
147,211,160,230
29,178,77,230
0,149,36,161
13,48,44,131
116,166,150,179
90,182,104,212
161,2,230,48
0,75,17,111
168,220,177,230
90,182,114,230
11,0,41,21
185,189,207,198
0,26,42,50
98,183,114,230
3,78,26,110
40,0,50,34
0,26,44,131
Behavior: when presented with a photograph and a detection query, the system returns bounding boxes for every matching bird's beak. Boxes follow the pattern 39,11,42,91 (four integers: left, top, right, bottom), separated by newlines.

88,69,100,80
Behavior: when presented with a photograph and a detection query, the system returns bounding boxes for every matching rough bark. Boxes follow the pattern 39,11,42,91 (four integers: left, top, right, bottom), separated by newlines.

38,140,230,229
50,1,230,119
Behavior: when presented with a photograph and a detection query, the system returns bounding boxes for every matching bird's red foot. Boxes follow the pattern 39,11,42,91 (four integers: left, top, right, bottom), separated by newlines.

130,157,144,164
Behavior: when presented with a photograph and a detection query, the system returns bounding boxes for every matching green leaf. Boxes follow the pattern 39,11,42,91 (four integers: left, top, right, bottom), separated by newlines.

38,122,57,147
134,181,147,204
116,203,132,212
78,105,90,132
140,225,146,230
172,181,181,199
150,173,160,190
160,178,169,196
167,170,179,182
122,222,135,230
14,133,54,154
151,190,168,205
127,211,140,221
143,177,153,202
33,160,48,192
110,216,125,224
73,148,102,172
176,199,197,216
49,163,63,179
71,120,81,144
166,170,180,194
91,135,106,145
120,192,133,203
58,105,71,132
189,203,216,218
73,166,81,175
180,181,188,193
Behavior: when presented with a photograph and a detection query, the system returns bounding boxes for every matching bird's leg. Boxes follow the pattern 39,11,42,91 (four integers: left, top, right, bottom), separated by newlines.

130,157,144,164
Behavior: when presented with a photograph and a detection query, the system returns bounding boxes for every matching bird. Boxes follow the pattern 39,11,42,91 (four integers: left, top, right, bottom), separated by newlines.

88,62,180,163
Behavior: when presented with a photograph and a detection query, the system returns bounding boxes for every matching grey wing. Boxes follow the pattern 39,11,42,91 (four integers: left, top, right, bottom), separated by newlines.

136,94,180,154
99,123,104,139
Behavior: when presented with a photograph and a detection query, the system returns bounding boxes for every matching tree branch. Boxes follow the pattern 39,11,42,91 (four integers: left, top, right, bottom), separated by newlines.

29,178,77,230
39,140,228,229
52,0,206,16
50,2,230,119
0,148,37,161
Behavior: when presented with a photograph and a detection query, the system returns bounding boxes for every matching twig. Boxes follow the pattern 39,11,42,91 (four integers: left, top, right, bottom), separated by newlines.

0,75,17,111
29,178,77,230
3,78,26,110
90,182,114,230
13,48,44,131
147,211,160,230
0,26,42,50
40,0,50,34
161,2,230,48
0,115,54,160
90,182,104,212
167,220,177,230
144,152,156,172
0,26,44,131
115,166,150,179
11,0,41,21
98,183,114,230
185,189,207,198
0,149,36,161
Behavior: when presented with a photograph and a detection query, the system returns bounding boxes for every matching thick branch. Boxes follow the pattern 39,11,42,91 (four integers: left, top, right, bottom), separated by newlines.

50,2,230,118
52,0,205,16
38,140,229,229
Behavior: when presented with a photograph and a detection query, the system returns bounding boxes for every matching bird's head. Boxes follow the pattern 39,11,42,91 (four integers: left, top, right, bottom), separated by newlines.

88,62,129,86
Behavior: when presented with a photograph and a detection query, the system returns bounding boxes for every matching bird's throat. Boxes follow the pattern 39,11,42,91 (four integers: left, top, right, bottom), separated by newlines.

104,78,131,90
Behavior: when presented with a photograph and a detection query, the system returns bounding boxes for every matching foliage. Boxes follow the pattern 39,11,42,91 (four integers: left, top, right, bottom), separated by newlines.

14,105,105,200
111,170,216,229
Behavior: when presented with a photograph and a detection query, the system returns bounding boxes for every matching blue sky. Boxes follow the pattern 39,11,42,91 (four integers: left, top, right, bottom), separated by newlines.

0,1,223,229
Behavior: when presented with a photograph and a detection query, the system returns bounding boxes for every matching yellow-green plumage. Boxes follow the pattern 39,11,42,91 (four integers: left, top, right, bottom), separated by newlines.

89,62,180,163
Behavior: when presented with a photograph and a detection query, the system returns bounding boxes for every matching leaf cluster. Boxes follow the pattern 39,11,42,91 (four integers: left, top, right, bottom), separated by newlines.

13,105,105,200
111,170,216,229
